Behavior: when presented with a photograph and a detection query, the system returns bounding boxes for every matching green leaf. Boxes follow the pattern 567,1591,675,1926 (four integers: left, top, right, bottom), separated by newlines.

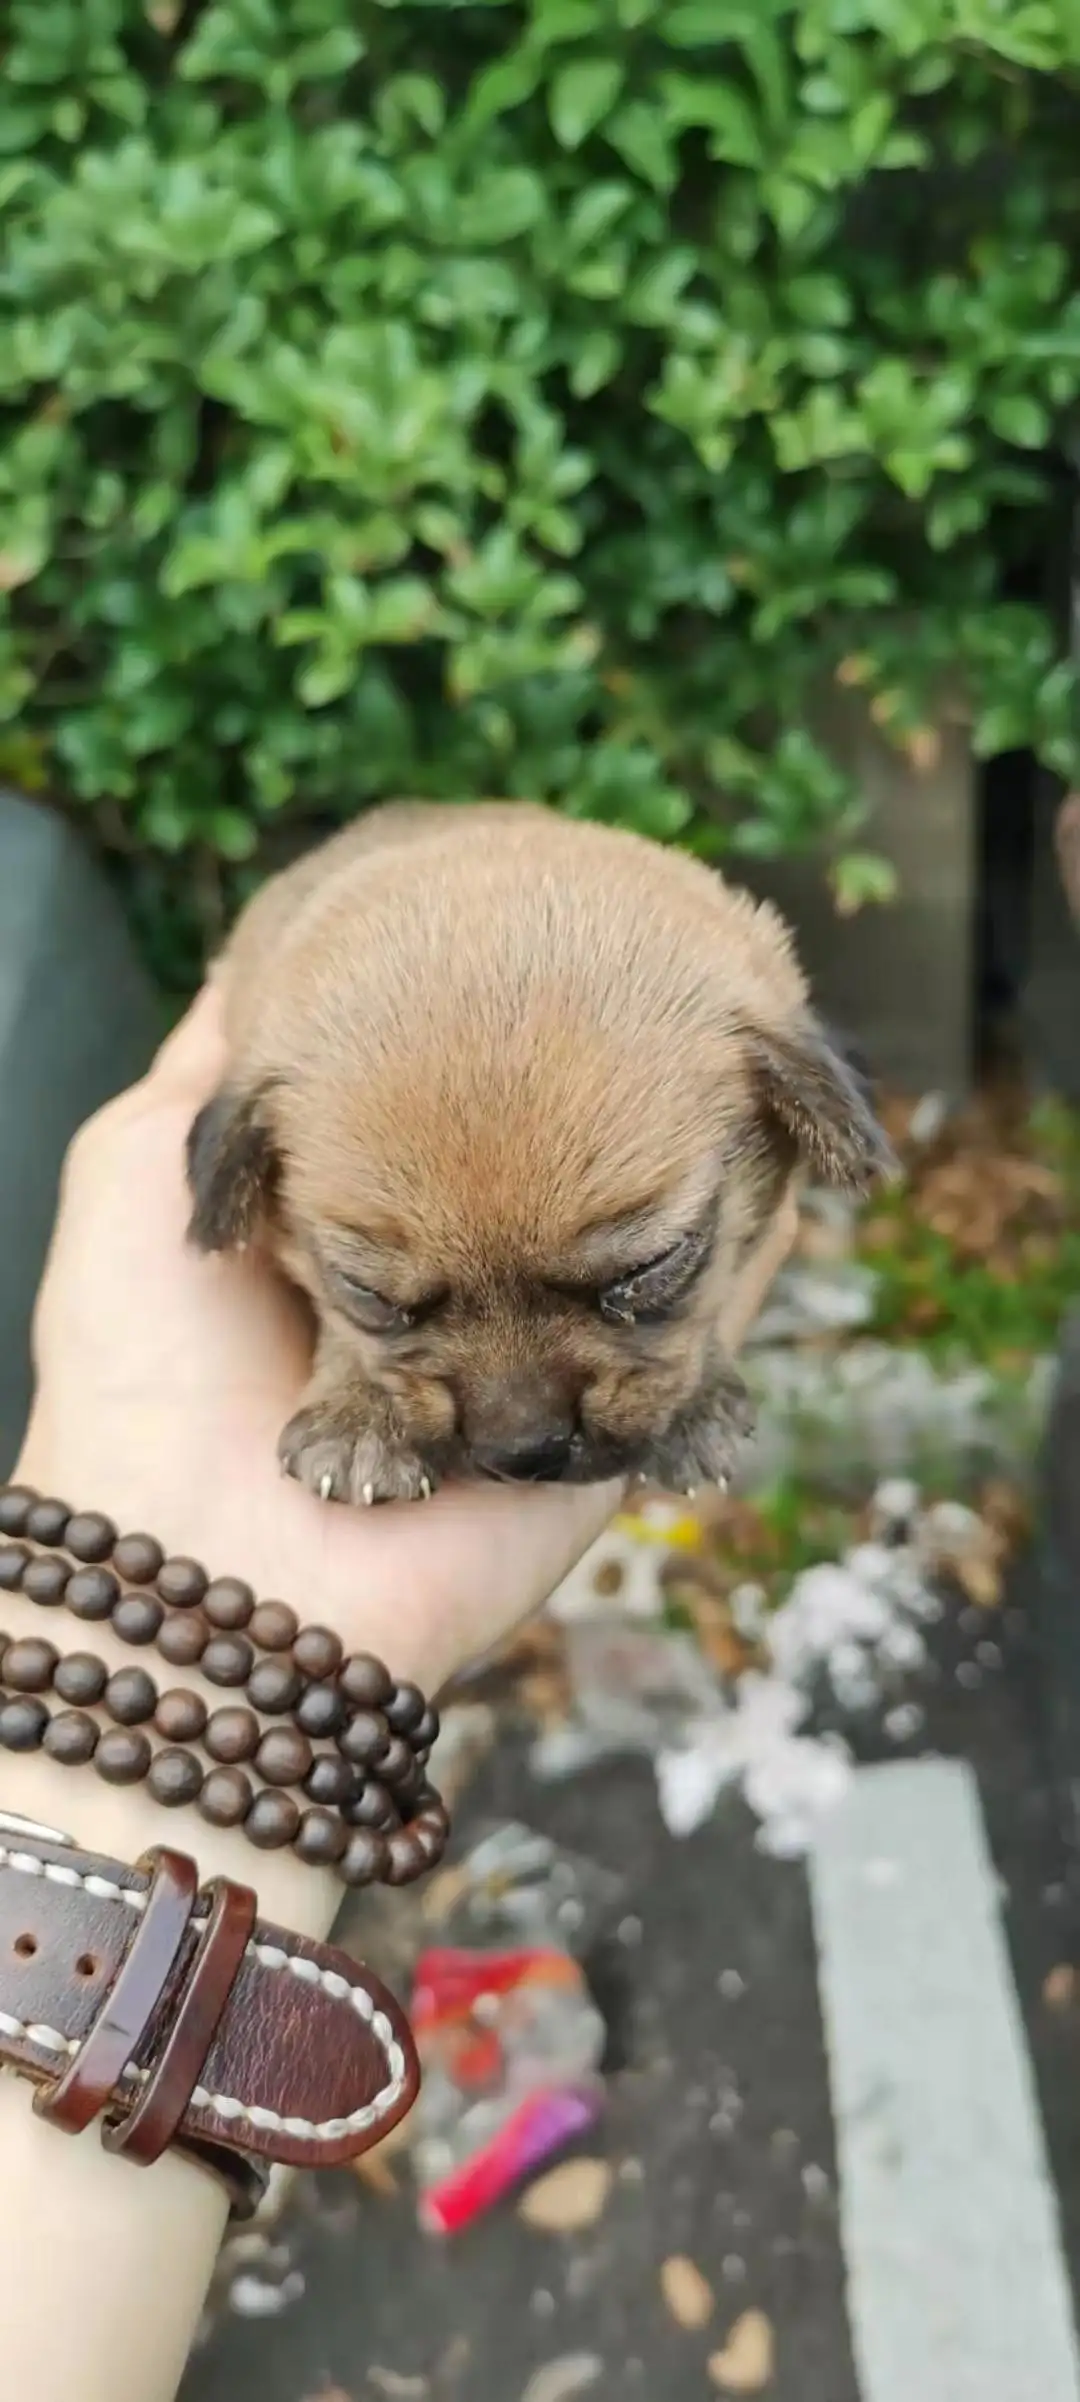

463,47,545,130
830,852,899,915
989,393,1051,449
568,326,622,396
549,58,626,148
661,72,763,166
606,99,678,190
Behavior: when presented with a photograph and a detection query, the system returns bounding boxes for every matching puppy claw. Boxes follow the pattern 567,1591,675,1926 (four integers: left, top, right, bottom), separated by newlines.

279,1407,438,1508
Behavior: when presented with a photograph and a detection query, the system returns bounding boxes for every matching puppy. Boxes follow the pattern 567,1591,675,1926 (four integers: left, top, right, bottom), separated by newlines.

187,803,891,1503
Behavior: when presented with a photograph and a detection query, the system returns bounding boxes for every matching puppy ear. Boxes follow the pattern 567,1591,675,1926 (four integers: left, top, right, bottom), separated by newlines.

186,1083,279,1251
751,1014,896,1195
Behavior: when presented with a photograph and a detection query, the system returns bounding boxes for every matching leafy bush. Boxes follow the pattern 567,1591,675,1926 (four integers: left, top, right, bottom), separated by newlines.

2,0,1080,962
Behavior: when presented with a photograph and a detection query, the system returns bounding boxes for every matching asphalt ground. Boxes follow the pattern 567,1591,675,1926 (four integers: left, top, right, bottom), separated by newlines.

184,1549,1080,2402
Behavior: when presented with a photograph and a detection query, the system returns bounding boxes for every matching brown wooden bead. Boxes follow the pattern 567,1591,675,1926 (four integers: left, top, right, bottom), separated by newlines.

0,1488,34,1537
409,1810,449,1866
96,1726,152,1784
203,1577,254,1631
157,1556,207,1610
303,1753,356,1808
202,1633,255,1689
292,1625,343,1680
205,1706,259,1765
25,1497,70,1547
247,1657,303,1715
112,1532,163,1585
338,1709,390,1767
156,1612,208,1668
340,1652,393,1710
64,1511,116,1564
44,1710,98,1767
248,1600,298,1653
0,1543,29,1590
341,1828,391,1888
255,1726,312,1788
154,1687,208,1743
66,1566,118,1621
385,1681,426,1737
113,1592,164,1647
105,1666,157,1726
390,1761,423,1813
22,1555,70,1607
414,1704,440,1750
0,1696,48,1750
246,1790,301,1850
377,1734,415,1788
3,1636,58,1693
54,1651,108,1708
385,1825,428,1886
199,1767,253,1827
295,1681,347,1739
294,1807,347,1867
148,1748,204,1808
343,1780,396,1830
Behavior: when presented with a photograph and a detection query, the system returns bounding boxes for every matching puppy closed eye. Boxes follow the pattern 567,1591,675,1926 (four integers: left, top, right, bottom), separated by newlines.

597,1232,708,1326
325,1268,422,1336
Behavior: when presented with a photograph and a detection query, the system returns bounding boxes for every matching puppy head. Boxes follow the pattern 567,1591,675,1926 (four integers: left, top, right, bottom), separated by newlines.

188,830,892,1489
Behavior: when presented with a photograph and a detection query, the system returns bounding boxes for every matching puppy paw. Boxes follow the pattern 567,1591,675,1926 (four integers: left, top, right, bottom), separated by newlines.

278,1410,437,1506
651,1365,755,1495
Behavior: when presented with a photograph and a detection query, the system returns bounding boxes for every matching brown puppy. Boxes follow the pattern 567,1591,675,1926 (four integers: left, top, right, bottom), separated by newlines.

186,803,891,1504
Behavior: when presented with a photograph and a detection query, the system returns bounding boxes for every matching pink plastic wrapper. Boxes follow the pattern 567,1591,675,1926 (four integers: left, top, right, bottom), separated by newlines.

411,1938,607,2235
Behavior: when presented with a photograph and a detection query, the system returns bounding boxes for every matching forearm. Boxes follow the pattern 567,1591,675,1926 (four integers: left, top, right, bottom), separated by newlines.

0,982,632,2402
0,1633,342,2402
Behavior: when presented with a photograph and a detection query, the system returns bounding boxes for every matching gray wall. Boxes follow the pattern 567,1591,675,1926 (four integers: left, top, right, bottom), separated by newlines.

738,692,975,1099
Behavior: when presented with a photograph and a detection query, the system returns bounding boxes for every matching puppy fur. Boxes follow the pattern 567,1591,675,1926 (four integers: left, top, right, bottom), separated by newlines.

187,803,892,1504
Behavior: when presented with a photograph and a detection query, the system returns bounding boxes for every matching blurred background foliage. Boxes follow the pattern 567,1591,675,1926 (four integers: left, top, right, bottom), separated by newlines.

2,0,1080,980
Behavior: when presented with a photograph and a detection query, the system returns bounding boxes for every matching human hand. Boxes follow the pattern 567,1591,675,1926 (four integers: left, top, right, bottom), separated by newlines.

17,982,620,1685
8,985,619,1925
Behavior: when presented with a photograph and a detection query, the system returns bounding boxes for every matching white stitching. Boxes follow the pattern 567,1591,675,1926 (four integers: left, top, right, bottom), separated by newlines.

0,1845,405,2141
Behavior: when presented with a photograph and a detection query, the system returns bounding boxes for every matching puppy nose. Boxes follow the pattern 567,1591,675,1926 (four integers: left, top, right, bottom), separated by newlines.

474,1430,573,1484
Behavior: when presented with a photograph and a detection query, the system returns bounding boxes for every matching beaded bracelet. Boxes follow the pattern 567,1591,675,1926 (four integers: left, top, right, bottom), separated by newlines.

0,1486,449,1890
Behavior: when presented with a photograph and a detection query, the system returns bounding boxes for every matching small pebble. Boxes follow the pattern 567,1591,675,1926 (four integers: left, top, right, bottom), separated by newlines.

520,2356,603,2402
228,2271,305,2319
883,1702,925,1743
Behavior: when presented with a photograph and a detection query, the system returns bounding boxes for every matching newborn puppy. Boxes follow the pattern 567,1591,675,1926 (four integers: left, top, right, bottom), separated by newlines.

187,803,891,1503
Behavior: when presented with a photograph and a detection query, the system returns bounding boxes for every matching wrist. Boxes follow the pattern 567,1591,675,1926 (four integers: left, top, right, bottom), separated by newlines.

0,1461,438,2402
3,1451,342,1937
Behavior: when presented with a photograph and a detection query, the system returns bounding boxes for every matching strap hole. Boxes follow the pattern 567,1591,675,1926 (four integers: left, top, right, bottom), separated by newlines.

14,1933,37,1961
75,1954,98,1980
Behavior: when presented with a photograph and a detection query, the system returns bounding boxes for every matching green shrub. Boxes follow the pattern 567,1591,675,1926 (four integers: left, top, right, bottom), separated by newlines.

3,0,1080,969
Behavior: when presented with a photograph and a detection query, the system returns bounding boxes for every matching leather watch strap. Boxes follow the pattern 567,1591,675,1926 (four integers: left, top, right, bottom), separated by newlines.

0,1816,419,2198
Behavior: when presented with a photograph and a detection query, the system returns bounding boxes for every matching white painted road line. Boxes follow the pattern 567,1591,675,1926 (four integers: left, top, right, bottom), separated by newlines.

811,1757,1080,2402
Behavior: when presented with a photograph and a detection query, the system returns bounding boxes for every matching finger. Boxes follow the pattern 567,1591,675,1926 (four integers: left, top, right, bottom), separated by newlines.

149,983,229,1100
